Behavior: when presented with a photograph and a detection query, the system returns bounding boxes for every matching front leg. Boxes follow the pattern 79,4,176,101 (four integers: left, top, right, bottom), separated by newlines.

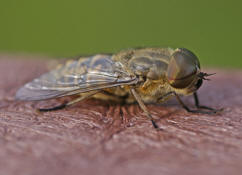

193,92,222,113
175,92,221,114
193,92,219,111
156,92,174,103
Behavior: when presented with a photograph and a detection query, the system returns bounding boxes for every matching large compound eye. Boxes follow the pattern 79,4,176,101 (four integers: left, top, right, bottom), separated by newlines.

167,48,200,89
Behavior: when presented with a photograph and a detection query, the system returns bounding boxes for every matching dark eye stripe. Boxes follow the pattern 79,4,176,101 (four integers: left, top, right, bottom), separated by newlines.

167,69,197,81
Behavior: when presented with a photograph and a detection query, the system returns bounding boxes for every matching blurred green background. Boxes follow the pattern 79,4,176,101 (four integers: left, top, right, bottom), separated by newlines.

0,0,242,68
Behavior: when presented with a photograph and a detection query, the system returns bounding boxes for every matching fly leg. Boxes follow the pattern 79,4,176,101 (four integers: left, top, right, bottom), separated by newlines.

156,91,174,102
131,88,159,129
38,103,67,112
38,91,99,112
175,93,221,114
193,92,222,113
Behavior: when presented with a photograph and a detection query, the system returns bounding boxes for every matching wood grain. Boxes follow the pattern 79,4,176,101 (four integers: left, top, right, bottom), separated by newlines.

0,55,242,175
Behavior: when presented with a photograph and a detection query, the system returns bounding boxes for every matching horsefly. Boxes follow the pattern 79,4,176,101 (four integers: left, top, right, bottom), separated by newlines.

16,48,221,129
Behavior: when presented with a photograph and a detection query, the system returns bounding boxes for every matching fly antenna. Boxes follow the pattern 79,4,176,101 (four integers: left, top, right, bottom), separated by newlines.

198,72,216,81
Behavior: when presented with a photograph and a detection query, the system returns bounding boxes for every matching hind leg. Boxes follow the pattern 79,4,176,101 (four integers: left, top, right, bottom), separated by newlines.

38,91,99,112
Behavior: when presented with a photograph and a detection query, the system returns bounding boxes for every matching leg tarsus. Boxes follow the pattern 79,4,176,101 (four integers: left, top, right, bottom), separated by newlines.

38,91,99,112
151,119,159,129
193,92,222,113
38,103,67,112
175,93,221,115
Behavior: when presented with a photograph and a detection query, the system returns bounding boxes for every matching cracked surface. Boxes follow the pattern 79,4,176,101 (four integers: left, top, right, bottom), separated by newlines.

1,56,242,175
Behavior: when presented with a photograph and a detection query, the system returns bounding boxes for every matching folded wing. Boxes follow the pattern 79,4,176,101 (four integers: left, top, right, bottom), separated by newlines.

16,54,137,101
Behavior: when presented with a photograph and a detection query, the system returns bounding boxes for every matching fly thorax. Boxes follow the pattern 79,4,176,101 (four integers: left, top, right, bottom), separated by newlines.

128,56,167,80
136,79,172,103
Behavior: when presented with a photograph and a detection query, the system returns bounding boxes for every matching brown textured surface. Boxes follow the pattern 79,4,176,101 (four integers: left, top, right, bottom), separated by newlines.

1,55,242,175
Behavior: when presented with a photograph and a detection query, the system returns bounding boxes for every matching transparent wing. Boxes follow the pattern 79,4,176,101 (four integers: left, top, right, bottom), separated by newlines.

16,54,137,101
